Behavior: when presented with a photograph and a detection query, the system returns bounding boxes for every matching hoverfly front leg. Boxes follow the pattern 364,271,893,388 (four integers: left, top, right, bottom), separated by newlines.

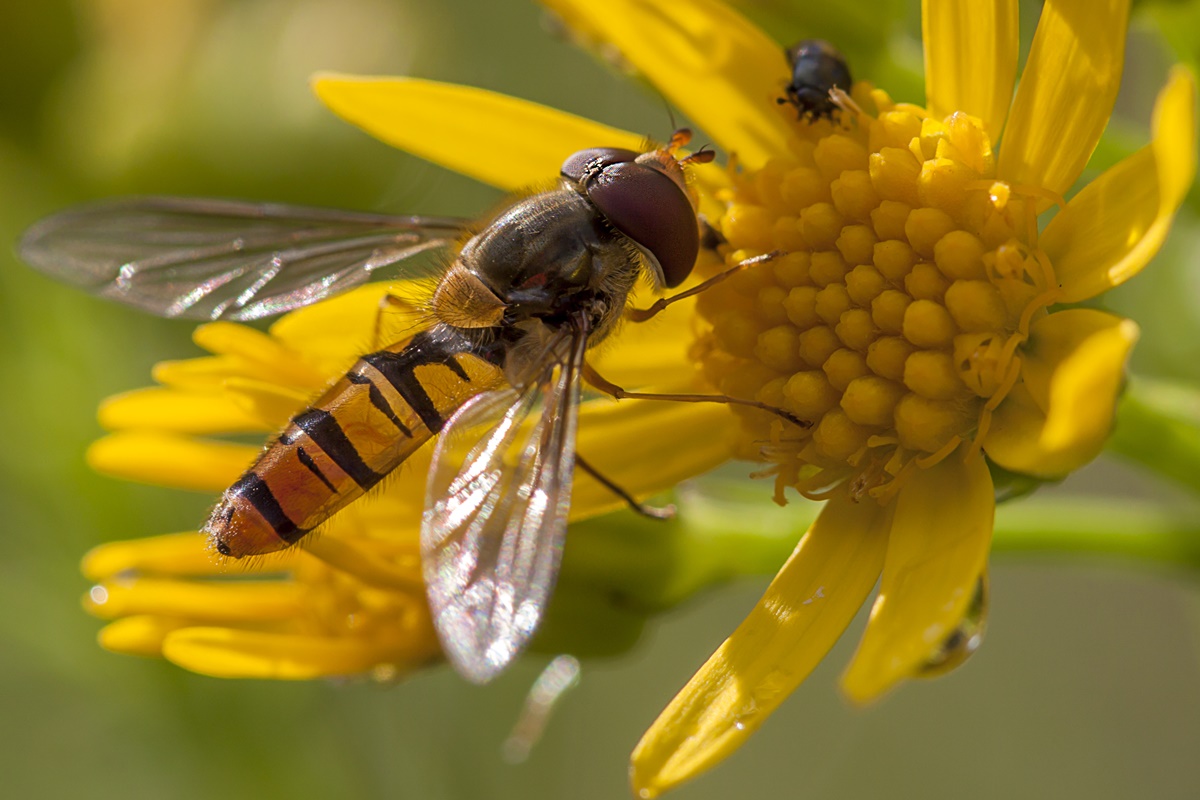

625,251,784,323
583,362,810,429
575,454,676,520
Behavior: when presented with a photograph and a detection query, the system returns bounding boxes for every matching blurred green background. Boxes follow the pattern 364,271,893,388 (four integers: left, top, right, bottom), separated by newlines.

2,0,1199,797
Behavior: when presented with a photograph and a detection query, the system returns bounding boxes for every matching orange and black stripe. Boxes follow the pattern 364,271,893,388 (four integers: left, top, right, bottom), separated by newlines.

205,326,504,557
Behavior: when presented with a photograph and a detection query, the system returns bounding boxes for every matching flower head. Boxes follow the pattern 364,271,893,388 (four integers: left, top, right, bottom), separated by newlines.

548,0,1192,794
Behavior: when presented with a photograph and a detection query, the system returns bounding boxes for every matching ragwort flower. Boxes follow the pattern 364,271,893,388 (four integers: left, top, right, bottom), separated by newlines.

541,0,1191,795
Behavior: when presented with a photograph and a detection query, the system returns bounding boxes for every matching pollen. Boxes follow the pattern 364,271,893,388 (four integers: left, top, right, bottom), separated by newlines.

693,86,1060,501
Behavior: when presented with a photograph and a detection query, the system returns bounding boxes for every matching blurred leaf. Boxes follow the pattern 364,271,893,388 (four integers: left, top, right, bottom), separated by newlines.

1146,0,1200,71
0,1,80,145
1144,0,1200,213
1104,212,1200,383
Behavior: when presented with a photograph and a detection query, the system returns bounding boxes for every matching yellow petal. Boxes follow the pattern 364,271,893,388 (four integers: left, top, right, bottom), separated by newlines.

541,0,793,168
303,536,423,592
840,448,993,704
87,431,254,491
1042,67,1197,302
915,568,988,678
97,616,191,657
996,0,1130,195
312,75,645,193
151,354,324,395
83,533,216,580
983,309,1139,477
98,387,269,434
193,322,326,388
162,627,438,679
221,377,310,430
630,489,890,798
150,355,247,391
922,0,1019,140
85,577,305,623
82,532,306,581
267,282,424,366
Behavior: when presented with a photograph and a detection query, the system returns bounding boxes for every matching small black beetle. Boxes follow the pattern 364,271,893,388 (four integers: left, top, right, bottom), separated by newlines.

781,39,852,121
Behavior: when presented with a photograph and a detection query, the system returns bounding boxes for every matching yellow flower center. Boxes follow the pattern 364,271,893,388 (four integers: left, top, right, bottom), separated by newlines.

694,88,1062,503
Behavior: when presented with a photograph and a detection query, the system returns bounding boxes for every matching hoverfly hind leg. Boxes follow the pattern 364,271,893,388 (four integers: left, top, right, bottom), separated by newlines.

575,454,675,520
625,250,784,323
583,362,810,430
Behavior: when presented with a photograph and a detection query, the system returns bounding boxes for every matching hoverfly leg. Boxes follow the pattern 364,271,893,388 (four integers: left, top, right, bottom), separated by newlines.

625,250,784,323
583,362,810,429
575,454,675,520
371,291,411,349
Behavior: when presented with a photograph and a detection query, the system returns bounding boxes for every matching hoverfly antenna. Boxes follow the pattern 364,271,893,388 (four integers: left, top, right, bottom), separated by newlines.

656,90,679,138
679,144,716,167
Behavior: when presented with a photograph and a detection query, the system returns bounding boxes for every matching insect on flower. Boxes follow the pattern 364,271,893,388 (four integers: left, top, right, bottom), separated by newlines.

19,129,804,684
780,39,852,120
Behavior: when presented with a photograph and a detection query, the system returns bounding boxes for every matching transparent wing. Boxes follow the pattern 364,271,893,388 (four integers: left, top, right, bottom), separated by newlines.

17,196,470,320
421,331,586,684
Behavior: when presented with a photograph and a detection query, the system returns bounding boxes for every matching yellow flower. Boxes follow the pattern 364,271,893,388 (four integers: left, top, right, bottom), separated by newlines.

539,0,1190,795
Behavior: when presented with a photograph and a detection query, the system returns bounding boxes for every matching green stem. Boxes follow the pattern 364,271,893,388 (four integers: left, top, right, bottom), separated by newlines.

564,473,1200,618
991,498,1200,569
1108,375,1200,495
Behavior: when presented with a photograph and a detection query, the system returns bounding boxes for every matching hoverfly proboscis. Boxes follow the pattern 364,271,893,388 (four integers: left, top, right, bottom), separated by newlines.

19,129,805,683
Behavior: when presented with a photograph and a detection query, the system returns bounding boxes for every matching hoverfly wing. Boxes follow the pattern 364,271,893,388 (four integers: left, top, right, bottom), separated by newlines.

18,196,470,320
421,331,586,684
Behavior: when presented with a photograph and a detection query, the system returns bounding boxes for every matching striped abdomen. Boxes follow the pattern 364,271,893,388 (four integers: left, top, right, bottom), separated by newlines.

206,326,503,557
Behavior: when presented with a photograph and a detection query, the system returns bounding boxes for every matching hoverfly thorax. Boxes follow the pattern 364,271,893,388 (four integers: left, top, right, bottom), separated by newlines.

432,133,707,349
441,188,629,332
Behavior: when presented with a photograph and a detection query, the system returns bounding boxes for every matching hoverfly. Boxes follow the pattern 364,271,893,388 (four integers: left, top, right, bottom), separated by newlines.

780,39,852,120
19,130,798,683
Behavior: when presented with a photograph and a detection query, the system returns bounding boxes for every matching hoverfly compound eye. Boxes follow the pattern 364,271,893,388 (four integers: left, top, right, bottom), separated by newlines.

582,160,699,288
560,147,641,184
